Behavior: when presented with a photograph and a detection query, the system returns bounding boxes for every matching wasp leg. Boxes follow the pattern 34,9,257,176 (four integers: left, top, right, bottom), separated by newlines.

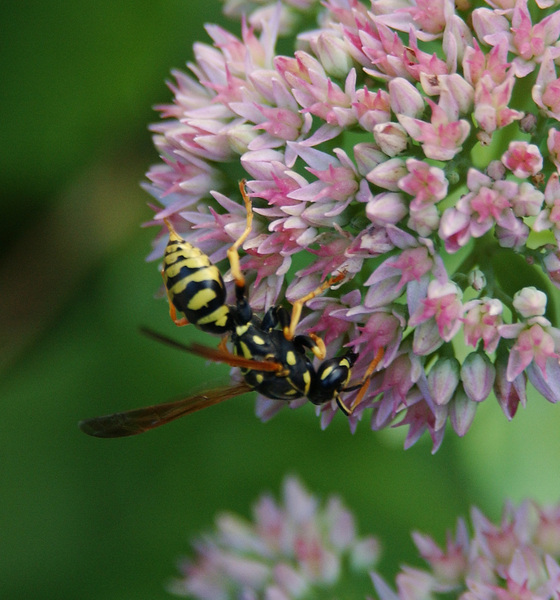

218,335,229,353
161,269,190,327
284,272,346,341
294,333,326,360
227,180,254,298
337,348,385,416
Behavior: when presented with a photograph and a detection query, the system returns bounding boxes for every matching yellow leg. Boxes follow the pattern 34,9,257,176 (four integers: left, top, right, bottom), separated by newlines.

218,336,229,353
226,180,253,290
308,333,326,360
161,269,190,327
168,303,190,327
341,348,385,415
284,271,346,341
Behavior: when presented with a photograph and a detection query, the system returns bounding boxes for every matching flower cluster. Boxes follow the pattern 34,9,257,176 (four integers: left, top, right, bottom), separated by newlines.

374,500,560,600
169,477,380,599
169,479,560,600
144,0,560,449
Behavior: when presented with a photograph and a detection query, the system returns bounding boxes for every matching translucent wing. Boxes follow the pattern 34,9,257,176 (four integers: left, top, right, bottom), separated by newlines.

140,327,283,372
79,382,253,438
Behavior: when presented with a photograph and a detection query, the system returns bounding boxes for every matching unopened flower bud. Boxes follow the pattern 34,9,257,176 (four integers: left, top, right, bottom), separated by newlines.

449,386,477,436
513,286,547,318
367,158,407,191
354,143,387,177
388,78,425,118
373,122,408,157
312,32,353,79
461,352,496,402
428,357,460,406
468,268,486,291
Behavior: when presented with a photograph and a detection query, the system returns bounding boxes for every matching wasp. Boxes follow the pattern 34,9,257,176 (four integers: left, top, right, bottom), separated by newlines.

79,182,383,438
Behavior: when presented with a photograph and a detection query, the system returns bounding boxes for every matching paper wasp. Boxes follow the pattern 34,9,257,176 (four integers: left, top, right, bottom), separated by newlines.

79,182,383,438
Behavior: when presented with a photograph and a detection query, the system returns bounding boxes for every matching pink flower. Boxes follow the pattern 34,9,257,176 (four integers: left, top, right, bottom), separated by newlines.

473,74,524,133
474,0,560,75
498,287,560,385
463,38,510,87
534,173,560,243
170,477,379,599
374,501,560,600
501,141,544,178
398,98,470,161
408,280,463,343
511,0,560,68
501,322,560,382
398,159,448,211
462,298,503,353
533,50,560,120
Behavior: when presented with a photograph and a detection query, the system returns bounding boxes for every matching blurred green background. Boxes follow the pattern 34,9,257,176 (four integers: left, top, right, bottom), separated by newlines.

3,1,560,599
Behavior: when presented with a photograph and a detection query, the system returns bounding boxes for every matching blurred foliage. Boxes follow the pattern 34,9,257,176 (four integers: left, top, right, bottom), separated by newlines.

3,1,560,600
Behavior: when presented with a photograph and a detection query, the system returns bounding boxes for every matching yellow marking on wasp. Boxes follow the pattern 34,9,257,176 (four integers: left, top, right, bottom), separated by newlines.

165,254,212,277
236,324,250,337
321,365,334,380
196,306,230,327
164,245,205,263
255,373,264,384
286,351,296,366
303,370,311,393
239,341,252,359
187,288,217,311
251,335,265,345
170,266,222,295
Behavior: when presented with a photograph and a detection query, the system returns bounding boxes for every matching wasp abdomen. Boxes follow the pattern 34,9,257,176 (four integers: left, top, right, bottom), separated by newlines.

163,229,231,335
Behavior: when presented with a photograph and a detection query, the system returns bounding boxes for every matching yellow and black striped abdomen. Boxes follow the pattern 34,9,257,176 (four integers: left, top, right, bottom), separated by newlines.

163,232,231,335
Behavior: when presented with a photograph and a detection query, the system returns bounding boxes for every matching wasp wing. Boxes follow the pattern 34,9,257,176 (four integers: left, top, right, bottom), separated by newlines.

140,327,283,372
79,382,252,438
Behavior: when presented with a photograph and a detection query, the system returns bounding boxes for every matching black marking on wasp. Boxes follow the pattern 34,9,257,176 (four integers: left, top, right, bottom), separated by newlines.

79,181,384,438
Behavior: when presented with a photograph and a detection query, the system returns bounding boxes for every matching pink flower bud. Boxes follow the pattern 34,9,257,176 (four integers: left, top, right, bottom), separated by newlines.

461,352,496,402
449,386,477,436
367,158,407,191
428,358,460,406
373,122,408,157
312,32,353,78
388,77,425,117
366,192,408,226
354,143,387,177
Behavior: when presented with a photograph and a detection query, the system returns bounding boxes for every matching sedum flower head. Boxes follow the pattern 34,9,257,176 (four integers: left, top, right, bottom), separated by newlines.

145,0,560,450
373,500,560,600
168,477,380,599
168,482,560,600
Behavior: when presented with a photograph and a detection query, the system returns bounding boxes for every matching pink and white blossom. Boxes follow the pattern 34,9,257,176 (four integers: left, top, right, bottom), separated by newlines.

170,477,379,599
374,500,560,600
